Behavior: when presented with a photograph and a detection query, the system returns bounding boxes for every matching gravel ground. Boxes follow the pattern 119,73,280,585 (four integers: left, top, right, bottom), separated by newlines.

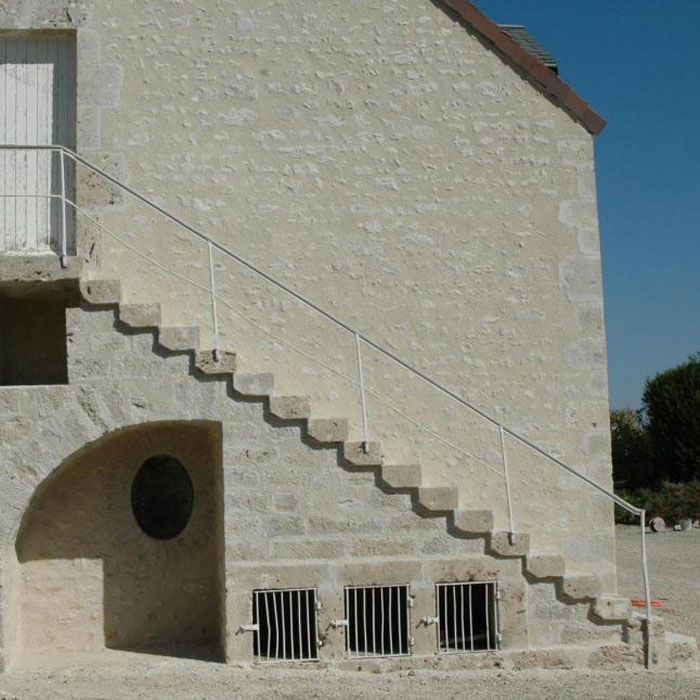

616,524,700,637
1,525,698,700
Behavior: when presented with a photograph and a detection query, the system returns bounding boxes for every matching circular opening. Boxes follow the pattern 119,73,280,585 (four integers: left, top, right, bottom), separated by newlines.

131,455,194,540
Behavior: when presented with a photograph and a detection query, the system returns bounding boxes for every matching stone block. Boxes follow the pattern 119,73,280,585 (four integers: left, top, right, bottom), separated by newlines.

490,531,530,557
195,350,237,375
270,539,346,560
269,395,311,420
233,372,274,397
562,574,601,600
158,326,200,352
342,441,384,467
454,508,494,534
349,537,416,557
511,648,576,670
307,418,348,444
427,557,500,583
592,595,631,622
381,464,422,489
526,553,566,579
118,303,160,329
79,278,121,305
418,487,458,512
337,560,422,586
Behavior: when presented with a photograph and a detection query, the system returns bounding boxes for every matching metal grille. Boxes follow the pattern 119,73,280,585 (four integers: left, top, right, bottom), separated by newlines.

252,588,319,662
345,585,411,658
435,581,499,653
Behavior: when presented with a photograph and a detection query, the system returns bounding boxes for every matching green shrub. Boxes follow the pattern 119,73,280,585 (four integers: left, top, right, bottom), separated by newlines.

615,482,700,525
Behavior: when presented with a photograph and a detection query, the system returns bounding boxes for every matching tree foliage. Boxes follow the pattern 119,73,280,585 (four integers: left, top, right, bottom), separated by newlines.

610,408,654,489
642,353,700,483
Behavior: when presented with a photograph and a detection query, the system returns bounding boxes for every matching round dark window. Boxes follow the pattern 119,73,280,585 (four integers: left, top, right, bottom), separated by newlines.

131,455,194,540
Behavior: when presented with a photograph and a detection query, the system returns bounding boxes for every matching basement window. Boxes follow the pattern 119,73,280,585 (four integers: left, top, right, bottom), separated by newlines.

435,581,500,653
253,588,319,662
345,585,412,658
0,298,68,386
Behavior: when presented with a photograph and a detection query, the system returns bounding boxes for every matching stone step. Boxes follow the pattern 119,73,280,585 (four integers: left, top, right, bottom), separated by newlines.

307,418,349,444
453,508,494,534
158,326,200,352
118,303,161,329
342,441,384,467
381,464,422,489
490,530,530,557
418,487,459,512
195,350,237,375
269,395,312,420
562,574,602,601
593,595,631,622
233,372,274,397
80,279,121,305
526,552,566,579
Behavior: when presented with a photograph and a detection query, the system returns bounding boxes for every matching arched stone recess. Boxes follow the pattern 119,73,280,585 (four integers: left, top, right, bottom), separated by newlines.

11,421,225,665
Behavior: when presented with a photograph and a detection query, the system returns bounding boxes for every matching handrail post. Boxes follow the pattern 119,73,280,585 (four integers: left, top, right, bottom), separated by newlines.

59,148,68,267
499,425,515,541
207,240,220,361
355,332,370,453
640,509,653,668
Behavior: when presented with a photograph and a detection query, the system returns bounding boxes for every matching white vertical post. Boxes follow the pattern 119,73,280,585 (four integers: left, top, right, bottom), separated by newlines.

59,147,68,267
499,425,516,539
207,240,220,361
641,510,653,668
355,332,370,453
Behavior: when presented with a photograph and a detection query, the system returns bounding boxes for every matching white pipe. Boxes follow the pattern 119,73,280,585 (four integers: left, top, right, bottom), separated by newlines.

500,425,516,538
207,240,220,361
355,332,370,453
641,510,653,668
59,148,68,267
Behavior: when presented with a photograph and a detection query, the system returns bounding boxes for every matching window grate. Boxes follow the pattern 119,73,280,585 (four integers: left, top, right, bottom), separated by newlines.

435,581,499,653
252,588,319,662
344,585,412,658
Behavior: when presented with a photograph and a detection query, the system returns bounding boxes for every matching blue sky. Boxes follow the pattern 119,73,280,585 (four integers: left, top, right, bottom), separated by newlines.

473,0,700,410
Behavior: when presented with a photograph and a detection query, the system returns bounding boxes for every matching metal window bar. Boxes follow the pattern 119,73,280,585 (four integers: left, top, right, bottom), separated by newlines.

435,582,499,654
252,588,319,662
345,585,411,658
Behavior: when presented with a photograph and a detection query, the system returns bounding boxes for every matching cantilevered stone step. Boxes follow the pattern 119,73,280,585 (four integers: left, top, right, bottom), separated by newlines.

195,350,237,375
119,303,161,329
307,418,349,444
269,395,312,420
490,530,530,557
453,508,494,534
593,595,632,622
342,441,384,467
158,326,200,352
233,372,274,397
80,279,121,305
381,464,422,489
418,487,459,512
562,574,602,601
526,552,566,579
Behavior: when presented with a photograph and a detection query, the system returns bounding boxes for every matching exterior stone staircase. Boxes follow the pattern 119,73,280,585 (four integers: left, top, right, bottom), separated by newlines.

80,277,698,668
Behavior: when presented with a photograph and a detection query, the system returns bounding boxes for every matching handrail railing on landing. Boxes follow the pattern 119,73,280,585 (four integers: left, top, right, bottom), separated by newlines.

0,144,654,665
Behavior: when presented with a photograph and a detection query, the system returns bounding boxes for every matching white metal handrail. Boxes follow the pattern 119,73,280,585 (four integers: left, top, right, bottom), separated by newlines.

0,144,654,665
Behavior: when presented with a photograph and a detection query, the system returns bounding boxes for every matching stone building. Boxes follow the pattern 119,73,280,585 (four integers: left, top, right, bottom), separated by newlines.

0,0,696,672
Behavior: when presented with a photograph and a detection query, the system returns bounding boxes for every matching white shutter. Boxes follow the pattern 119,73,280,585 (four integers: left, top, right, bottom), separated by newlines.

0,36,76,254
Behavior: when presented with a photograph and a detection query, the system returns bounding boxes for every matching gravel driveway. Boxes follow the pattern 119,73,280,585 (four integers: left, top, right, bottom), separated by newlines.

1,525,698,700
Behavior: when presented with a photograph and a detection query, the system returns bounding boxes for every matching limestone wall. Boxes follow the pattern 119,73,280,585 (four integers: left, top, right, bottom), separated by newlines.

0,1,615,590
0,305,620,668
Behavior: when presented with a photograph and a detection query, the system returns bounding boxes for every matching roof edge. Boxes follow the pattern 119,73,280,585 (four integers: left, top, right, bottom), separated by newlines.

440,0,606,135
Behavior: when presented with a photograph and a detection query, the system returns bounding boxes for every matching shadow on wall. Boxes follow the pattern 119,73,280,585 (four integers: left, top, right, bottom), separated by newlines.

14,421,225,662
